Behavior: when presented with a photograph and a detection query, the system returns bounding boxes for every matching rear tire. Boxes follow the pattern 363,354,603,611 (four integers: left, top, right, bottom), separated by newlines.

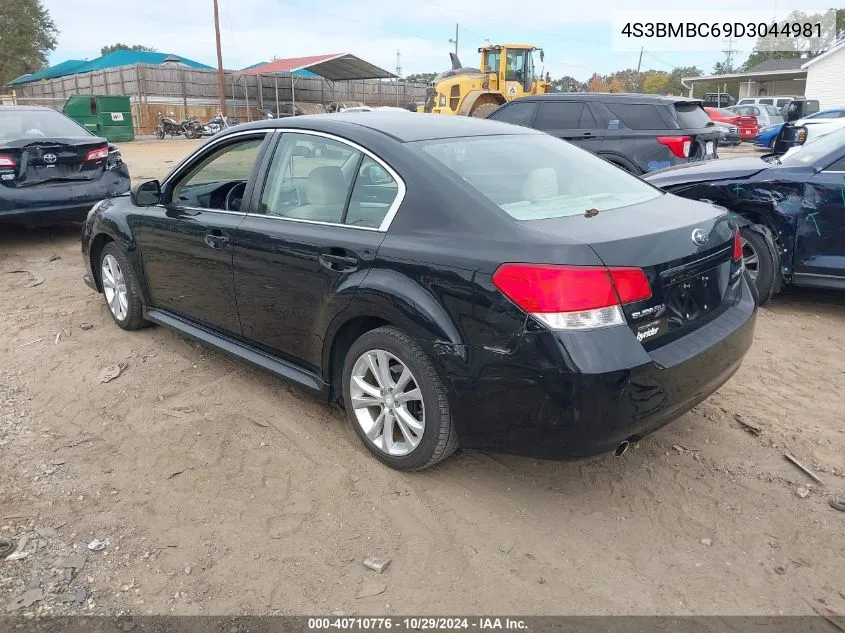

740,228,777,305
469,102,501,118
342,326,458,470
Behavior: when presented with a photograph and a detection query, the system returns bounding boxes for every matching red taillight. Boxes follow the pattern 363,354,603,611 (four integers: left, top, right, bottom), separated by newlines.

492,264,652,330
733,230,742,262
85,146,109,162
608,268,653,304
656,135,692,158
0,155,15,168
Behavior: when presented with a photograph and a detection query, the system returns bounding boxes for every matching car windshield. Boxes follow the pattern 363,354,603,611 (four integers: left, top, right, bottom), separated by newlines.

780,127,845,166
0,109,91,141
413,134,662,220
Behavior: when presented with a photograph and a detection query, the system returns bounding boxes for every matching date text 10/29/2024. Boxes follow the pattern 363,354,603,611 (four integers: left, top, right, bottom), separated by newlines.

308,618,528,630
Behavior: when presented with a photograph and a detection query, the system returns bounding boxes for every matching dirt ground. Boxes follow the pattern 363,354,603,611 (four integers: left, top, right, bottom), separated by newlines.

1,139,843,617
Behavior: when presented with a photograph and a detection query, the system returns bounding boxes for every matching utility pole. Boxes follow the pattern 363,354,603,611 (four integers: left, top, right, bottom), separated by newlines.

213,0,227,116
448,23,459,56
636,46,644,91
721,36,736,72
395,49,402,107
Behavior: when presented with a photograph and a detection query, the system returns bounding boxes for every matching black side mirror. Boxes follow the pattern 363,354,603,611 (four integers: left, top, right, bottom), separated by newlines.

131,180,161,206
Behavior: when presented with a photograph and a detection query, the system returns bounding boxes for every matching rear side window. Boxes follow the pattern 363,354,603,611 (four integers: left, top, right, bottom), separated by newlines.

672,102,712,129
489,102,537,127
605,104,667,130
534,102,595,130
759,99,774,105
775,99,790,107
737,99,753,105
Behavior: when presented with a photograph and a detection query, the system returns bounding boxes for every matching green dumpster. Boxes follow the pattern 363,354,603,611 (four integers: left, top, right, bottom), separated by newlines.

63,95,135,142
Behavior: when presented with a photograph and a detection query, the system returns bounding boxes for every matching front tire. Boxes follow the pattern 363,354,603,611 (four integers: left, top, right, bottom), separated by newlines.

740,228,778,304
99,243,147,330
154,125,165,139
342,327,458,470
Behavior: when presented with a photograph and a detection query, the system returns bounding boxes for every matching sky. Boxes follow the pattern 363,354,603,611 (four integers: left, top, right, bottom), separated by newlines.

44,0,838,82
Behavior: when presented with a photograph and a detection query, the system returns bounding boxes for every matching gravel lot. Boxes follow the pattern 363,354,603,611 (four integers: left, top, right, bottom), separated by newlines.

1,138,843,617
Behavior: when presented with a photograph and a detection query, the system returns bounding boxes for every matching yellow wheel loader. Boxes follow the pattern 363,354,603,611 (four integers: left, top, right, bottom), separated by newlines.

420,44,552,117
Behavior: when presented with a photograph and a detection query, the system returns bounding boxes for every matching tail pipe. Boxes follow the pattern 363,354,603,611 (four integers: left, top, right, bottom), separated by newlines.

614,440,631,457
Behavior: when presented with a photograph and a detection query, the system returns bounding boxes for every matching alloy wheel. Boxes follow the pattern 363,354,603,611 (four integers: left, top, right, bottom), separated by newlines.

101,254,129,321
349,349,425,456
741,236,759,282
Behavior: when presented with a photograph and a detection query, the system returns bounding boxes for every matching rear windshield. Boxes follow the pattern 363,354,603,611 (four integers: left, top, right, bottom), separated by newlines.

673,102,712,129
762,105,782,116
0,109,91,141
413,134,662,221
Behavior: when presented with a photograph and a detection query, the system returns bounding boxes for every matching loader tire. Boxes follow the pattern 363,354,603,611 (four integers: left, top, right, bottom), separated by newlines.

470,102,500,118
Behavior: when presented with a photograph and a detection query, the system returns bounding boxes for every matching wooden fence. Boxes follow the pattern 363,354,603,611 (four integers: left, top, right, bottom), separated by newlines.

13,63,429,135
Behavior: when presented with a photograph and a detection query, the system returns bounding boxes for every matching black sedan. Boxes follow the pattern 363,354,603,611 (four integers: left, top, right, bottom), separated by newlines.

81,113,757,470
645,128,845,303
0,105,130,225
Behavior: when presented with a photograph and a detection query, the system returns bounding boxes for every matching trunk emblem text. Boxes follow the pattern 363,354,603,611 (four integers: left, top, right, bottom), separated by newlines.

691,228,709,246
636,325,660,342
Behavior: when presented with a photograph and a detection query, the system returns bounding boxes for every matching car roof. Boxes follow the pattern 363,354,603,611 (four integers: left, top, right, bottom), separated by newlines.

224,112,542,142
514,93,702,105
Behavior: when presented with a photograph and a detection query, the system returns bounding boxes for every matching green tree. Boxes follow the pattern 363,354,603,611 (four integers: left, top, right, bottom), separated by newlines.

0,0,58,85
641,71,670,94
551,75,585,92
100,43,157,56
605,68,641,92
404,72,437,84
664,66,702,96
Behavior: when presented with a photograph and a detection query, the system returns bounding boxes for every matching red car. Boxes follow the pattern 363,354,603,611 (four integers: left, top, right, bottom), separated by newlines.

704,107,758,141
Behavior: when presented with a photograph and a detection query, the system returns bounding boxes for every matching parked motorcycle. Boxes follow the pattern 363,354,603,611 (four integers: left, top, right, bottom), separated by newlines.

202,113,236,136
154,112,203,140
183,116,204,139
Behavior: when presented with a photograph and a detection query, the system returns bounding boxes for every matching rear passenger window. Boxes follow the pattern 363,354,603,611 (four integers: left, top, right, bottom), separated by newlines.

759,99,774,105
346,157,399,229
605,104,667,130
534,102,594,129
488,102,537,127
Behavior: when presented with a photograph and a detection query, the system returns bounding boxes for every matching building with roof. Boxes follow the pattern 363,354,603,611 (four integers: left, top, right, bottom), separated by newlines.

682,43,845,109
8,50,212,86
801,41,845,110
6,50,424,135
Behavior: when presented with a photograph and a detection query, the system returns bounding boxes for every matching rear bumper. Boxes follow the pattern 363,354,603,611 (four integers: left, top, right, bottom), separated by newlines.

442,276,757,460
0,166,130,224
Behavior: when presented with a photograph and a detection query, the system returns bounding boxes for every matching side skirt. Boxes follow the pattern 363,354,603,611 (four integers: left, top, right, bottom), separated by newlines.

791,272,845,291
144,308,331,399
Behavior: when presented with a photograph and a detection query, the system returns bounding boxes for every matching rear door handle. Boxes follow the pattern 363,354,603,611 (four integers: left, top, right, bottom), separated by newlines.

204,230,230,249
319,252,359,271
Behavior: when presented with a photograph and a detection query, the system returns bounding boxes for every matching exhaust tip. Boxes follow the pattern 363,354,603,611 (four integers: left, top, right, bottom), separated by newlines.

614,440,630,457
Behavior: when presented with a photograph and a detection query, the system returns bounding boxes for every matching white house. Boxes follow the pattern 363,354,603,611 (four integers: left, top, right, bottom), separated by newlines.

802,41,845,110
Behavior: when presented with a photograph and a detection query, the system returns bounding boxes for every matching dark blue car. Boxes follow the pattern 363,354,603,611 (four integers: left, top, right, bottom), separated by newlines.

646,128,845,304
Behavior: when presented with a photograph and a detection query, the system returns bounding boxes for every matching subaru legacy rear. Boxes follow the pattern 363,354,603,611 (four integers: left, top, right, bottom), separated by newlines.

411,130,757,459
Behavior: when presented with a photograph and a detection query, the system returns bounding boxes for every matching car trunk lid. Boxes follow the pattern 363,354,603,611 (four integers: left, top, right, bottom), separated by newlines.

0,136,109,188
517,193,739,346
670,101,721,161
